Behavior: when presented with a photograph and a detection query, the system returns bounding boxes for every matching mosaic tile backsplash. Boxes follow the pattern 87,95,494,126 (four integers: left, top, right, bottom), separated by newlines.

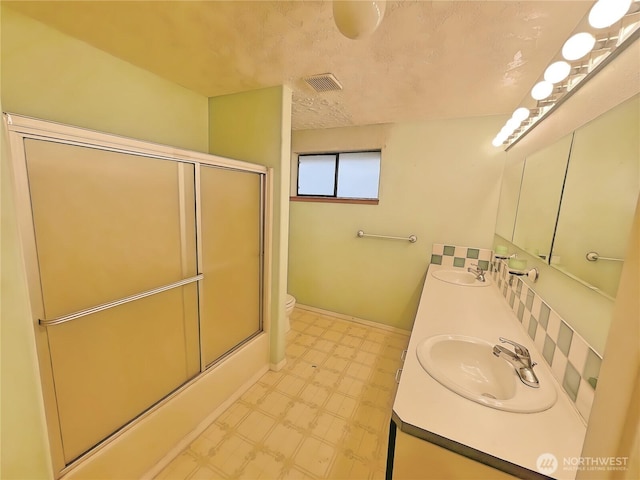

430,243,493,271
429,243,601,423
489,259,601,423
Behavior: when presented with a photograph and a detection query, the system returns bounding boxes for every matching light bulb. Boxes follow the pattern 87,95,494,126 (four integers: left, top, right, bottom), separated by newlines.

589,0,632,29
544,61,572,83
492,136,505,147
501,125,515,136
512,107,530,122
506,118,521,130
531,81,554,100
562,32,596,61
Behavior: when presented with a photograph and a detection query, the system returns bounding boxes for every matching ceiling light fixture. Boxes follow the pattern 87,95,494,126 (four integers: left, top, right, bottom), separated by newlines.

562,32,597,60
333,0,386,40
491,1,640,149
589,0,632,28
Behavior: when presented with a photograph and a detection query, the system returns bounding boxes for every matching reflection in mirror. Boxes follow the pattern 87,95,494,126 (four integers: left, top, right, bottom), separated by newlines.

512,134,573,260
495,153,525,242
551,95,639,299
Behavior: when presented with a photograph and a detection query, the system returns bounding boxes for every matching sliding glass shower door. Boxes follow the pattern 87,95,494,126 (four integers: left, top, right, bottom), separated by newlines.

199,166,263,367
25,139,201,463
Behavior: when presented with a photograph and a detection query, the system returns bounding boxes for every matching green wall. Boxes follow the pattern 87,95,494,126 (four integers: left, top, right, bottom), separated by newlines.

0,7,210,477
208,86,292,367
0,6,209,152
289,116,506,331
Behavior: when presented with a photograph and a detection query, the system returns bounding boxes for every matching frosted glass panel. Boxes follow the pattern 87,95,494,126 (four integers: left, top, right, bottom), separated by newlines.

200,166,262,366
47,285,200,463
297,154,336,195
337,151,380,199
24,139,197,319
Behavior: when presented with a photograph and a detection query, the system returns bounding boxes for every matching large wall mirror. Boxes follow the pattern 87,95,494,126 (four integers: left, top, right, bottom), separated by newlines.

496,93,639,300
552,96,639,298
512,133,573,261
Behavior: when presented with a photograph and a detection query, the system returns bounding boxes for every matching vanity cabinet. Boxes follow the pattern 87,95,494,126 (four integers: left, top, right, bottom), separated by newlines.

387,422,517,480
389,264,586,480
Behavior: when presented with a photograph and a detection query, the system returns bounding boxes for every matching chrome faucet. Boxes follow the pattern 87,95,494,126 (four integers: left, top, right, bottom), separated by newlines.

493,337,540,388
467,263,486,282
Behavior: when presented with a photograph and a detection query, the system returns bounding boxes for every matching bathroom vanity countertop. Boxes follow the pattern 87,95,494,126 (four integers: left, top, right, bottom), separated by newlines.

392,265,587,480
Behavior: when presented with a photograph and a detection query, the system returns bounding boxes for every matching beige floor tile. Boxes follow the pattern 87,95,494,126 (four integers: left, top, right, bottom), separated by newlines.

294,437,336,478
309,412,348,445
154,451,199,479
155,308,408,480
216,403,251,429
259,391,292,418
305,325,326,337
208,436,254,475
322,356,349,375
324,393,357,419
299,383,330,407
273,373,306,397
237,410,276,441
264,423,305,458
335,376,366,398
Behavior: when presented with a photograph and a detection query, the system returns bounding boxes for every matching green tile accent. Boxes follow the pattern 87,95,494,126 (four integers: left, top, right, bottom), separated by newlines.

583,349,602,390
453,257,466,267
509,292,515,308
539,303,551,330
443,245,455,256
557,322,573,356
524,290,533,312
478,260,490,271
517,302,525,322
528,316,538,340
502,284,508,297
466,248,479,259
430,254,442,265
515,278,522,296
563,362,581,402
543,335,556,366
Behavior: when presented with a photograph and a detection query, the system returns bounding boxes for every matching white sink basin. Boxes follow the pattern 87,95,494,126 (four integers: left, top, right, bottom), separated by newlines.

416,334,557,413
431,269,491,287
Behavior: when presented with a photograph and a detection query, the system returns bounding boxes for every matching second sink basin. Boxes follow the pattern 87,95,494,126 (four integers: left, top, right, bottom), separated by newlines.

416,334,557,413
431,269,491,287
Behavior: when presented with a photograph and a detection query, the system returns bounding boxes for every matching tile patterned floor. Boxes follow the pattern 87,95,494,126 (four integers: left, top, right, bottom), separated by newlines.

155,308,409,480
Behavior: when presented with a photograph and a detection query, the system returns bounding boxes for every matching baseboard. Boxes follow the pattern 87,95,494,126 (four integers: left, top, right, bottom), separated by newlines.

141,365,269,480
269,358,287,371
296,304,411,336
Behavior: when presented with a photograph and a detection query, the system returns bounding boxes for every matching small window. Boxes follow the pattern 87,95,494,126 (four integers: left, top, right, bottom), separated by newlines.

296,151,381,201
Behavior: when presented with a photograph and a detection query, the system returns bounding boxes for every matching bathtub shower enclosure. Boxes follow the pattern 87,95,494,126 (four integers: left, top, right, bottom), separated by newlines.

5,114,270,476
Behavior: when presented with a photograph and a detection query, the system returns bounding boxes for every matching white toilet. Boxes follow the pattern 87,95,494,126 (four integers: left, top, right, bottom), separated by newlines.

285,294,296,332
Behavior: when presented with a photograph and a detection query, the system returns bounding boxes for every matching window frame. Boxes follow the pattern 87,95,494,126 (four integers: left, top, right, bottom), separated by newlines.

292,150,381,205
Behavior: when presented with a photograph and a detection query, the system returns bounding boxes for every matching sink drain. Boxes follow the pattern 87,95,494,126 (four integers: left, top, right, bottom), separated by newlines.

482,393,497,399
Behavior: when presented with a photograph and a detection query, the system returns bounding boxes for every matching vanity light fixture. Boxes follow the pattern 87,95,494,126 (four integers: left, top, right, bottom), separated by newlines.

492,0,640,149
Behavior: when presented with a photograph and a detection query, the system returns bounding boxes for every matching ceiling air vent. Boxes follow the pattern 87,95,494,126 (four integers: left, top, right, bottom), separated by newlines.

303,73,343,93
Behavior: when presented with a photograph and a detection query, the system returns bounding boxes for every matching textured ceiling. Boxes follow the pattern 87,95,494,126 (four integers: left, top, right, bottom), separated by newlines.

7,0,592,130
